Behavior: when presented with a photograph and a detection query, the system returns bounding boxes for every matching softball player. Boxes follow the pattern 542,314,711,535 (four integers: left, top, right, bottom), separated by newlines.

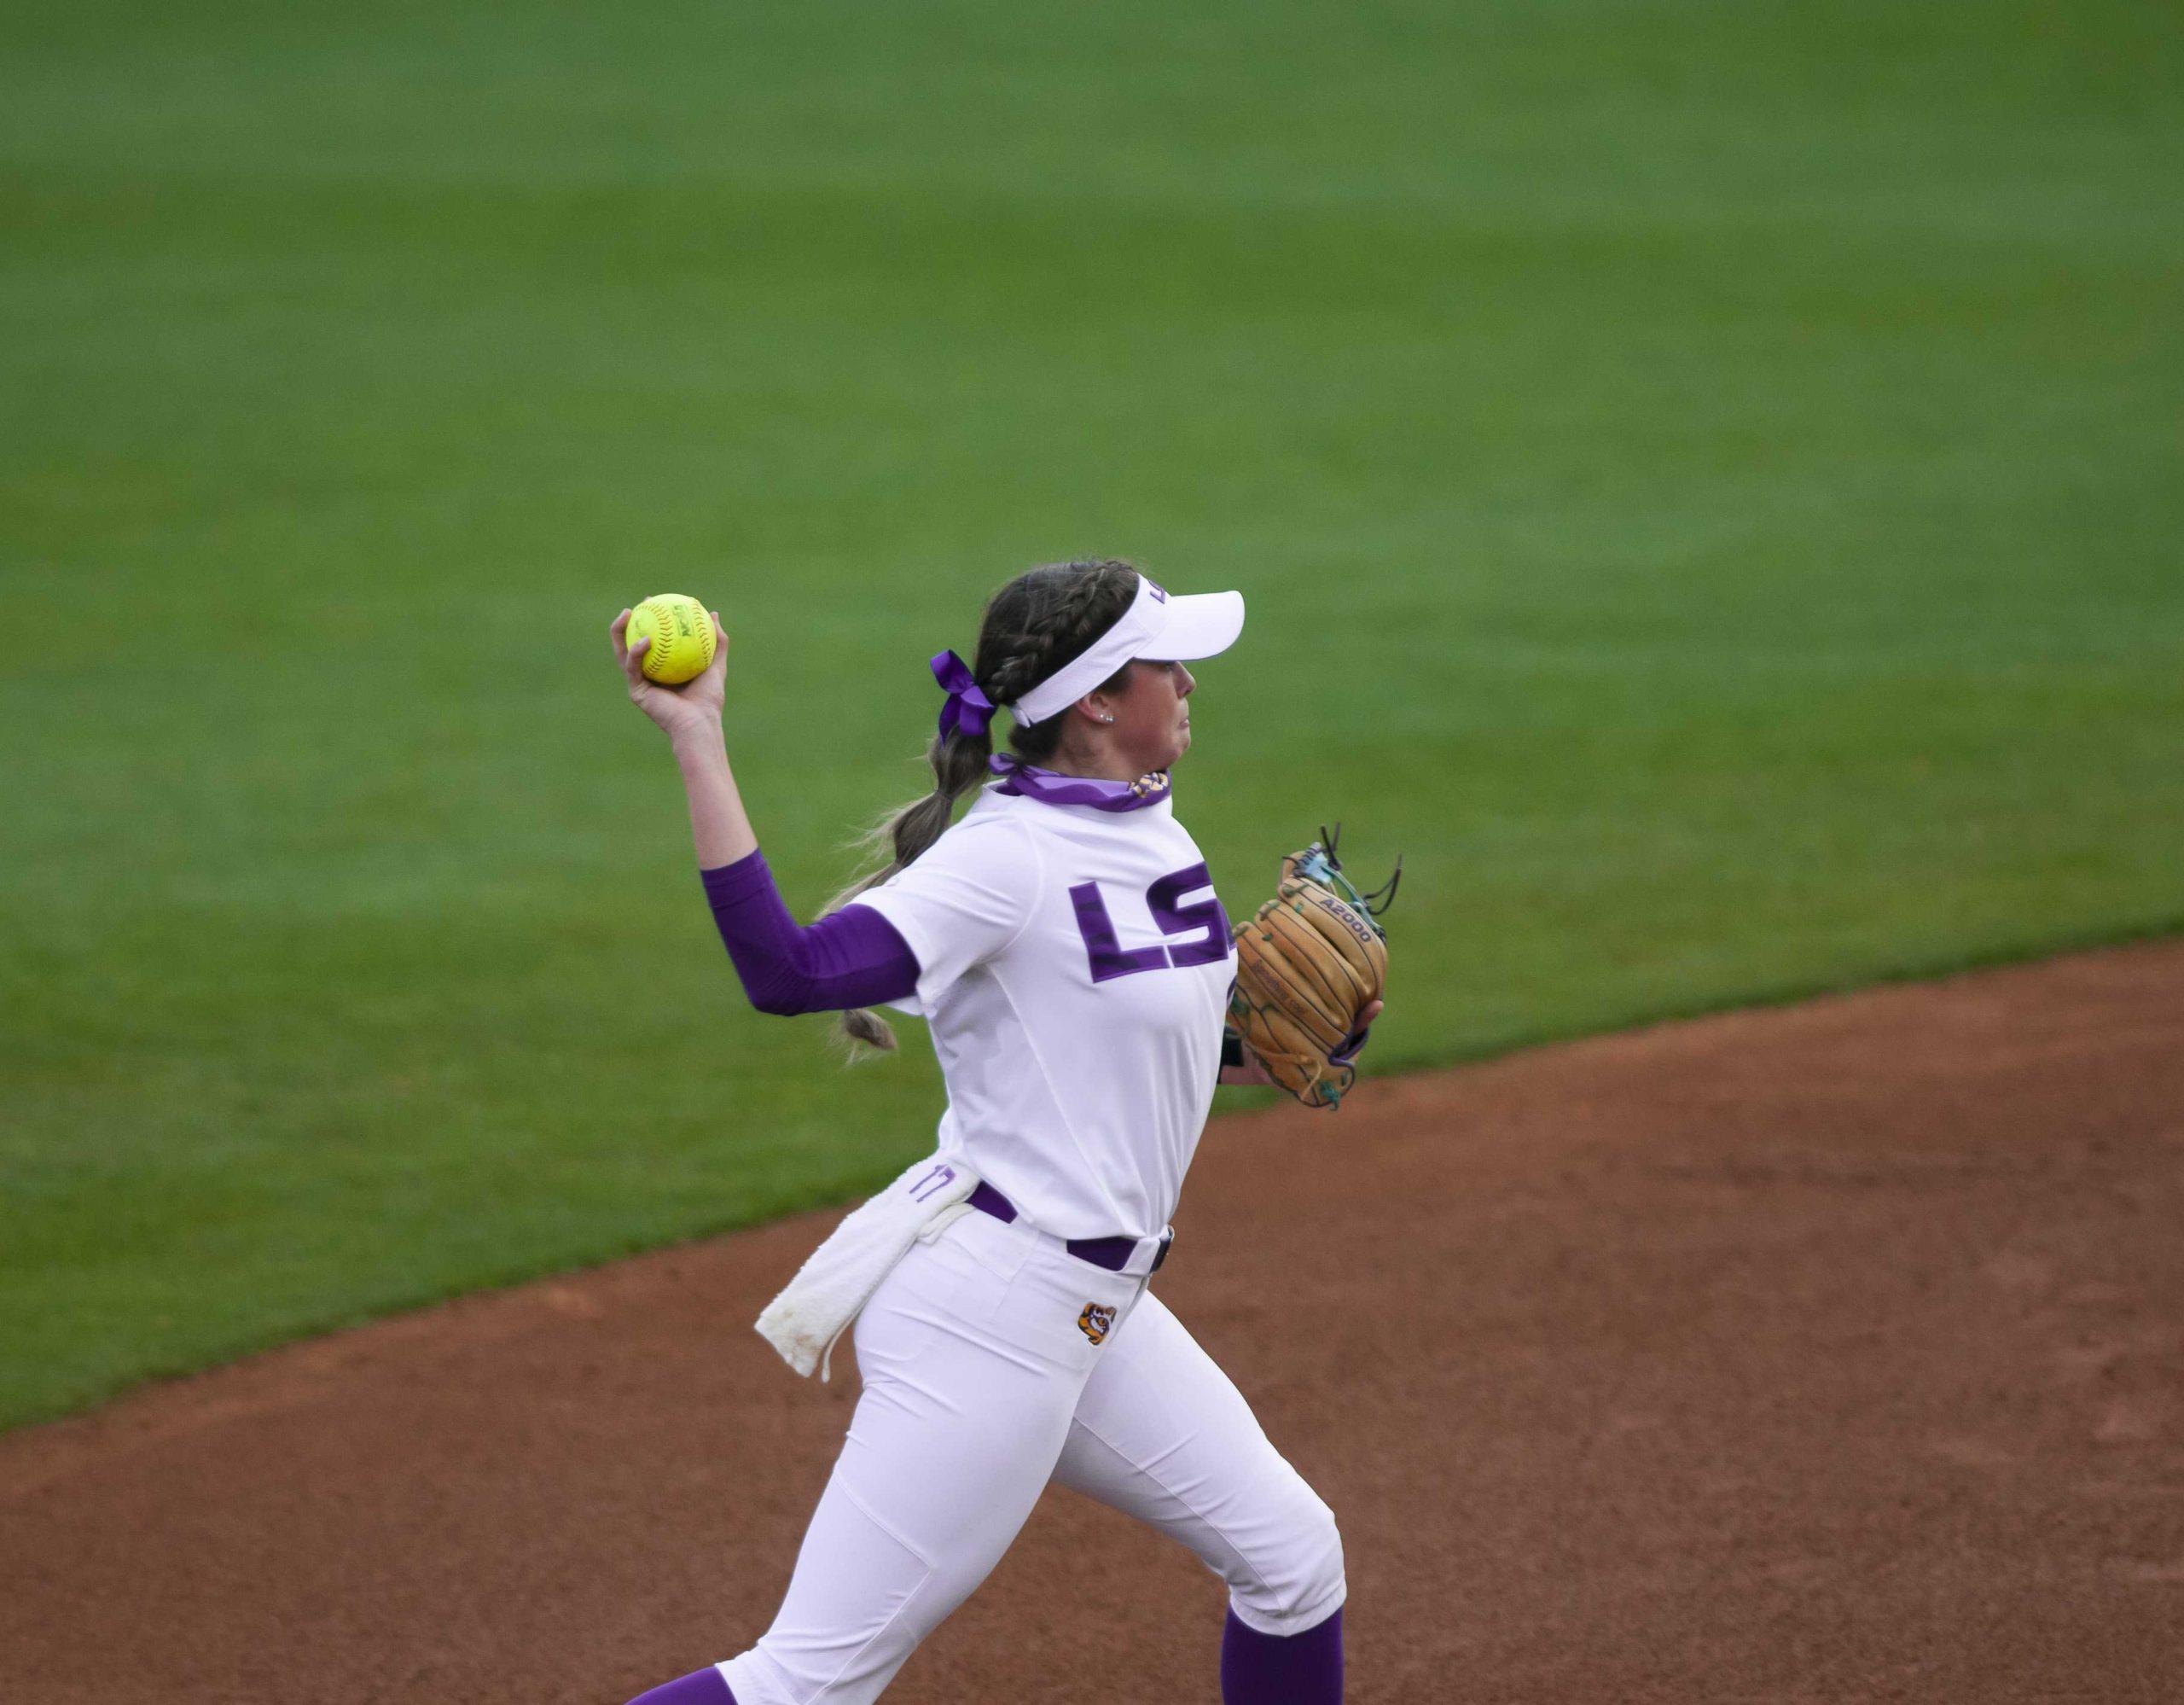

610,560,1375,1705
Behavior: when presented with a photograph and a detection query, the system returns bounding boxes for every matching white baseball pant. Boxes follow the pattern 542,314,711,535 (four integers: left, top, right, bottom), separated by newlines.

714,1205,1346,1705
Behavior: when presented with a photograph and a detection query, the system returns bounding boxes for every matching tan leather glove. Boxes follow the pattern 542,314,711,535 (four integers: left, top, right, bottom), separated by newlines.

1227,829,1399,1109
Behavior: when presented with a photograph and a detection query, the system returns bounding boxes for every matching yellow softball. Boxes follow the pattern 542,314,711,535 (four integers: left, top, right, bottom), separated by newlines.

626,594,717,685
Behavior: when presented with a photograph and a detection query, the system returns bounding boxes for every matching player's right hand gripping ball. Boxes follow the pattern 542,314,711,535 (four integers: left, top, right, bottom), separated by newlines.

627,593,717,684
1228,828,1400,1110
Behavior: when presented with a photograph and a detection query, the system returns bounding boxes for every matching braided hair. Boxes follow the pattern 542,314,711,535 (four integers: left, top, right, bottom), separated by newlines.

826,559,1141,1053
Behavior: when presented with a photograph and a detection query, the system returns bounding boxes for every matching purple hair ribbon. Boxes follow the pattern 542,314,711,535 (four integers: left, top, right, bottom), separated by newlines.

929,649,994,741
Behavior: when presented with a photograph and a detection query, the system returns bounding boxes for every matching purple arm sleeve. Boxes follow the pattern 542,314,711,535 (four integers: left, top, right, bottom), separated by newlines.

700,850,921,1016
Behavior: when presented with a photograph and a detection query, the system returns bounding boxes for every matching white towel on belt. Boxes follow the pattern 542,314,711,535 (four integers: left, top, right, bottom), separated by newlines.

755,1154,979,1380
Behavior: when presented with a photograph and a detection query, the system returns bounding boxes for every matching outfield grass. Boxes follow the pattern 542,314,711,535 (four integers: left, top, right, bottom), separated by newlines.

4,0,2180,1429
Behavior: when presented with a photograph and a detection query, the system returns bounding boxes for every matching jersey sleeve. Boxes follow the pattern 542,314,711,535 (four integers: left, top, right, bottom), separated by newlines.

852,815,1044,1015
700,850,921,1015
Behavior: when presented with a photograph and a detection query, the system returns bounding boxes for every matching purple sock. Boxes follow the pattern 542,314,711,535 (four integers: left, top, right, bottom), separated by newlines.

1221,1605,1343,1703
624,1667,735,1705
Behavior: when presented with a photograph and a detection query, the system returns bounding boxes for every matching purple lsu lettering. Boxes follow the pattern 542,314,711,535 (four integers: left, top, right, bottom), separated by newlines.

1068,862,1232,984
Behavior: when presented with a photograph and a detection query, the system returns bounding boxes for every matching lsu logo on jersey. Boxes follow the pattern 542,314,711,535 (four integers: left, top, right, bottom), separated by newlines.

1077,1303,1117,1346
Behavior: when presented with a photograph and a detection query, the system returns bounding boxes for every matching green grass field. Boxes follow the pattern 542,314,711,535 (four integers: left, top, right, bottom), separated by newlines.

4,0,2180,1430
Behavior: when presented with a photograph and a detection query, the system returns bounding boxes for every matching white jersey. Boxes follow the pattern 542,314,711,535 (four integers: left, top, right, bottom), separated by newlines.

851,781,1235,1241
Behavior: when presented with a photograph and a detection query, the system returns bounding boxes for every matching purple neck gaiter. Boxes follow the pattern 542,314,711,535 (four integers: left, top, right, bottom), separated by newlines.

1221,1605,1343,1704
989,753,1171,812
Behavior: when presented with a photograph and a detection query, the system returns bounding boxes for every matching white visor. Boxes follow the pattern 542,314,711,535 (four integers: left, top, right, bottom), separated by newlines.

1009,573,1246,726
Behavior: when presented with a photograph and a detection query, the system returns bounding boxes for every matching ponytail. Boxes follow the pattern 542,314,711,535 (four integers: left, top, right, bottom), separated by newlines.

825,559,1140,1057
824,721,993,1054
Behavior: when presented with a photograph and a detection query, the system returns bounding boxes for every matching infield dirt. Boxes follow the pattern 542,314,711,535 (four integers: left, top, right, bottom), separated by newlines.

5,943,2180,1702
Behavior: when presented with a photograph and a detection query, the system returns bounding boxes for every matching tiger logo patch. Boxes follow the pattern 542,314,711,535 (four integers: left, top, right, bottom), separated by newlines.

1077,1303,1117,1346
